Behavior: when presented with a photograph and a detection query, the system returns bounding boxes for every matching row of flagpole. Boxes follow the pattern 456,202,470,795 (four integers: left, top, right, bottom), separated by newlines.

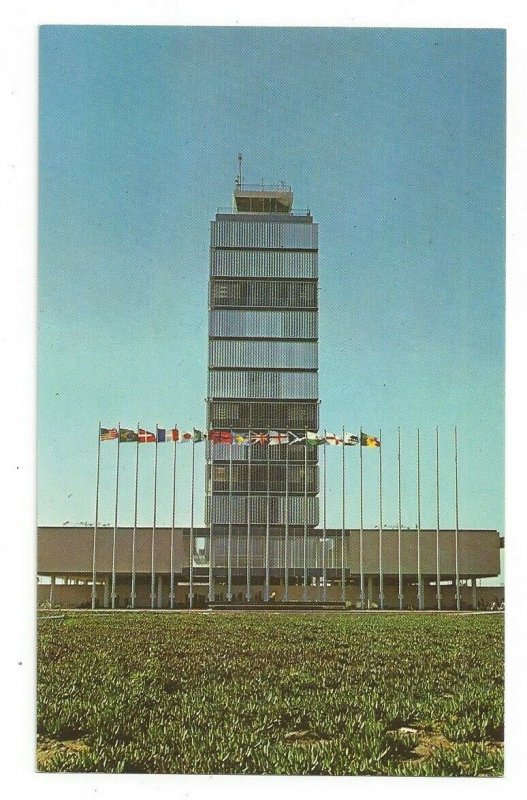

91,423,462,610
92,422,197,610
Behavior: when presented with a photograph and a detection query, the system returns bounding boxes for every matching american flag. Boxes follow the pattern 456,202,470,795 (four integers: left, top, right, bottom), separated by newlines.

100,427,118,441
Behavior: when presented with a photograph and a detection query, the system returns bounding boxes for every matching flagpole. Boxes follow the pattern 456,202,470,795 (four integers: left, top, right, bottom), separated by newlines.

91,422,101,609
284,436,290,602
378,428,384,610
417,428,423,610
151,424,158,609
227,430,233,602
208,434,214,605
320,431,326,602
131,422,139,610
303,427,308,602
436,426,441,611
454,426,460,611
341,426,346,604
189,431,196,609
170,424,177,610
111,423,121,610
265,437,270,602
397,426,403,610
359,426,364,610
246,427,252,603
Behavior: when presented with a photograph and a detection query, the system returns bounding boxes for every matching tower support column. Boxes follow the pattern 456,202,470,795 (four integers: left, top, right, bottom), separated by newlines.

367,576,373,609
418,576,425,610
103,574,110,608
209,563,215,604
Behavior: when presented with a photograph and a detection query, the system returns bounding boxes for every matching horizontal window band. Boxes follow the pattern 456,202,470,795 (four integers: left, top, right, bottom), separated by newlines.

207,399,319,412
209,492,319,498
208,397,320,403
210,333,318,340
214,213,313,221
211,247,318,254
207,400,319,406
210,306,318,312
208,341,318,371
210,282,317,312
208,455,319,464
210,276,318,283
211,221,317,258
208,398,320,405
210,525,321,535
208,366,318,374
209,337,318,343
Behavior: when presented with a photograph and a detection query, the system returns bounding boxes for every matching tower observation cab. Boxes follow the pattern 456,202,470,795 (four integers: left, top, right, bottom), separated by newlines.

232,186,293,214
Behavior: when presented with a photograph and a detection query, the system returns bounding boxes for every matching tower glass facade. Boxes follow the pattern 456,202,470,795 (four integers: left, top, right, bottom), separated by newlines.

206,184,319,598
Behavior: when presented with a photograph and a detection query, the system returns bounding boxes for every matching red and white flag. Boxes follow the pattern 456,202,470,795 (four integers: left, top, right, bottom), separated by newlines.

208,430,234,444
138,429,156,443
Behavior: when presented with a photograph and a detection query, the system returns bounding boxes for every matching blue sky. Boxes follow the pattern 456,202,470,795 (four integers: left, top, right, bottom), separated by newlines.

38,26,505,541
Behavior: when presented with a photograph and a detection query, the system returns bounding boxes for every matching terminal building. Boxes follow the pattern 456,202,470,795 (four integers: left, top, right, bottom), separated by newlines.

37,178,504,609
37,525,503,609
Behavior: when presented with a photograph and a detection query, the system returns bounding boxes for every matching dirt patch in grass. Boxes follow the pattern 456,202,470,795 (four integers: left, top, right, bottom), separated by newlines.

411,731,453,760
388,726,503,766
386,726,452,763
283,730,330,746
37,735,89,769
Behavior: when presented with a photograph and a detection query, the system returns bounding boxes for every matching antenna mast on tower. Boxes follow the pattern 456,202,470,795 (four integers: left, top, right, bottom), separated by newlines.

236,153,243,190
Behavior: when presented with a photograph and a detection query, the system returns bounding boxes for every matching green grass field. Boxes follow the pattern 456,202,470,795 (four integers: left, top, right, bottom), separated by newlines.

37,611,504,775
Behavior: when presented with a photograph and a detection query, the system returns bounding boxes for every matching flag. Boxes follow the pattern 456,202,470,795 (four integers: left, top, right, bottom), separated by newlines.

251,431,269,445
343,433,359,446
179,431,193,442
233,432,249,445
287,432,306,445
193,429,205,442
362,433,381,447
268,431,290,445
306,431,325,446
325,432,342,445
208,430,234,444
100,428,118,441
156,428,179,443
138,429,156,443
119,428,138,443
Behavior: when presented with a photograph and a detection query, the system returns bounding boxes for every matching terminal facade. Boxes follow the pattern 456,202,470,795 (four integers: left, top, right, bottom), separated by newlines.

38,525,502,609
